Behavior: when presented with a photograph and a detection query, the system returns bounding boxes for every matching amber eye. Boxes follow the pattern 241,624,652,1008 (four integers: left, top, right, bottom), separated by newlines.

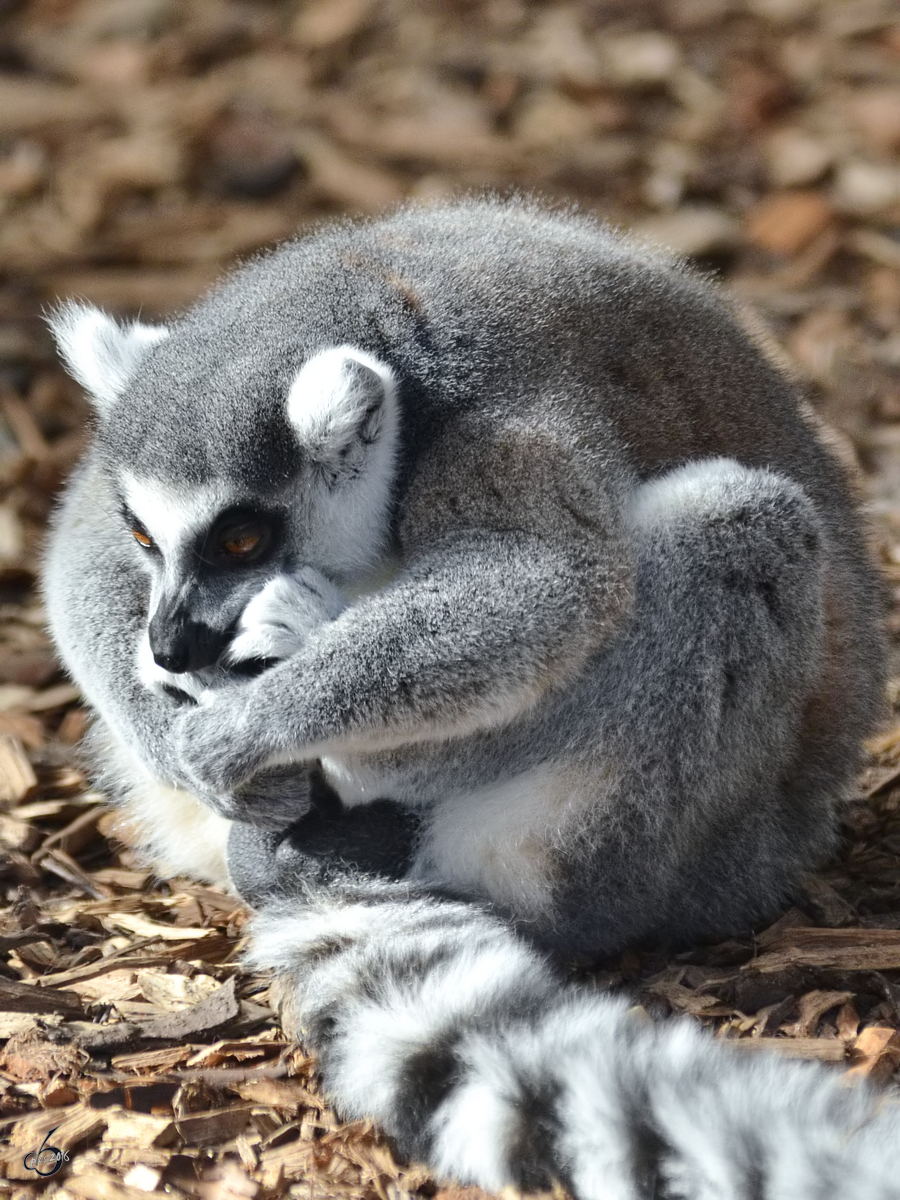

132,528,153,549
221,531,261,557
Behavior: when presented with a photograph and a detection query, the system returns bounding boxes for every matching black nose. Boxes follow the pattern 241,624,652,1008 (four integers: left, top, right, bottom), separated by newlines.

153,645,190,673
149,614,227,674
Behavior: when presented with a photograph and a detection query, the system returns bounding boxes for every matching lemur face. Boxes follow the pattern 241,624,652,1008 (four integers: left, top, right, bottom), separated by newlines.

118,473,292,675
48,303,400,684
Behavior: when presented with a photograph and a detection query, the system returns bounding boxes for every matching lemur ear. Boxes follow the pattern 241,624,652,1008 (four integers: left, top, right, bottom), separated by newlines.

47,301,169,414
286,346,397,479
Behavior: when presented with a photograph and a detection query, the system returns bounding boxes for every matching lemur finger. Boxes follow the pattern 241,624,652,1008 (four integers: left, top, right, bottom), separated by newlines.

226,569,347,667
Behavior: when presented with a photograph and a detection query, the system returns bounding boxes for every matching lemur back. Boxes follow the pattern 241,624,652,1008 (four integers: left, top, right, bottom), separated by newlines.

43,200,893,1198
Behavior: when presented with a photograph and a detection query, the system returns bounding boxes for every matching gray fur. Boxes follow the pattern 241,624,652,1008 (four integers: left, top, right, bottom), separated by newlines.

43,199,887,1195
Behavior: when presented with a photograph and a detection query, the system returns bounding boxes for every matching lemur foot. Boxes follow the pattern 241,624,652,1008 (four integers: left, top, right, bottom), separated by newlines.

227,768,421,905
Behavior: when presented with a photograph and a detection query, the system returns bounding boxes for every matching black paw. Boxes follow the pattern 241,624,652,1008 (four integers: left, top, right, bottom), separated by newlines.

227,768,420,905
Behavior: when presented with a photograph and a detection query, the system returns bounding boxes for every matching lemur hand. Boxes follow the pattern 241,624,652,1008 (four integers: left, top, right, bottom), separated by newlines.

226,568,345,669
172,567,345,820
173,676,306,822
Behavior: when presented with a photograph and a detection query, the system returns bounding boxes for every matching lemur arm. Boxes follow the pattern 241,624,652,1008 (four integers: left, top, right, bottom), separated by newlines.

174,429,635,806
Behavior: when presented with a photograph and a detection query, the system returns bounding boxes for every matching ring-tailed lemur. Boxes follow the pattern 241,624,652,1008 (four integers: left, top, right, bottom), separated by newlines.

43,200,897,1198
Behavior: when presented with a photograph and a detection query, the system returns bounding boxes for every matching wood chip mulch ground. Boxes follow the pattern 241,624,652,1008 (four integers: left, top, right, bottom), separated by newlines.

1,0,900,1196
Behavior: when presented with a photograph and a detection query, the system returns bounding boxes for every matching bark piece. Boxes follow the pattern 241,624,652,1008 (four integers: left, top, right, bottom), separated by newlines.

746,927,900,973
0,975,84,1016
69,1021,143,1054
137,975,240,1041
122,1165,163,1192
235,1077,323,1110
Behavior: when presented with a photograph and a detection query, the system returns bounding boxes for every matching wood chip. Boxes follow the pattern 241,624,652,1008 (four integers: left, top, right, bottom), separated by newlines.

122,1164,163,1193
236,1077,324,1110
68,968,141,1002
111,1045,198,1074
136,968,222,1011
38,950,186,988
103,1107,176,1148
38,805,104,858
104,912,216,940
40,847,111,898
23,683,82,711
185,1037,288,1068
846,1025,900,1081
92,868,152,889
0,812,41,852
60,1167,167,1200
0,391,49,461
791,989,855,1036
0,733,37,805
799,876,856,926
0,1012,43,1037
5,1106,107,1180
728,1037,849,1061
257,1139,316,1189
175,1101,254,1147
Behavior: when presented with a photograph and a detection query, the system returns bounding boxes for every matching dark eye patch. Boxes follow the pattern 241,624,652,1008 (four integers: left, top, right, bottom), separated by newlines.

199,506,284,569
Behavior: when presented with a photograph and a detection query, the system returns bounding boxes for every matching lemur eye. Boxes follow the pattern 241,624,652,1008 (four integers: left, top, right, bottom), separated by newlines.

222,532,260,556
132,528,153,549
221,530,262,557
210,511,276,565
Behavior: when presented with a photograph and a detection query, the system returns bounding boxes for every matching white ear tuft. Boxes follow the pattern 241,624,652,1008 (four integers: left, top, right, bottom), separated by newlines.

47,301,169,413
286,346,396,476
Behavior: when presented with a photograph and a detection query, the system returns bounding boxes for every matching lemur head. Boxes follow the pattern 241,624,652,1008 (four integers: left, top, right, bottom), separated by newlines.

49,302,399,675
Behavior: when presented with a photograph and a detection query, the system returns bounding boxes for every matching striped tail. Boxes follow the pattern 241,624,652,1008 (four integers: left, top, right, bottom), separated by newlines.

248,881,900,1200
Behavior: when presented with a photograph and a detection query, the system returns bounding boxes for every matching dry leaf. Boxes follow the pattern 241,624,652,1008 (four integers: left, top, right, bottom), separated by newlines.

744,192,834,256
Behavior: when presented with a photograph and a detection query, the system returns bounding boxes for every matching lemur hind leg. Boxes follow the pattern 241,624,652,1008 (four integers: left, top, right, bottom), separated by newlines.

548,457,829,956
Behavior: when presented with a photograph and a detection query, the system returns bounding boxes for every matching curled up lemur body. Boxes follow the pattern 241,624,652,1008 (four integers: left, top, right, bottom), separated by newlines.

43,200,898,1198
